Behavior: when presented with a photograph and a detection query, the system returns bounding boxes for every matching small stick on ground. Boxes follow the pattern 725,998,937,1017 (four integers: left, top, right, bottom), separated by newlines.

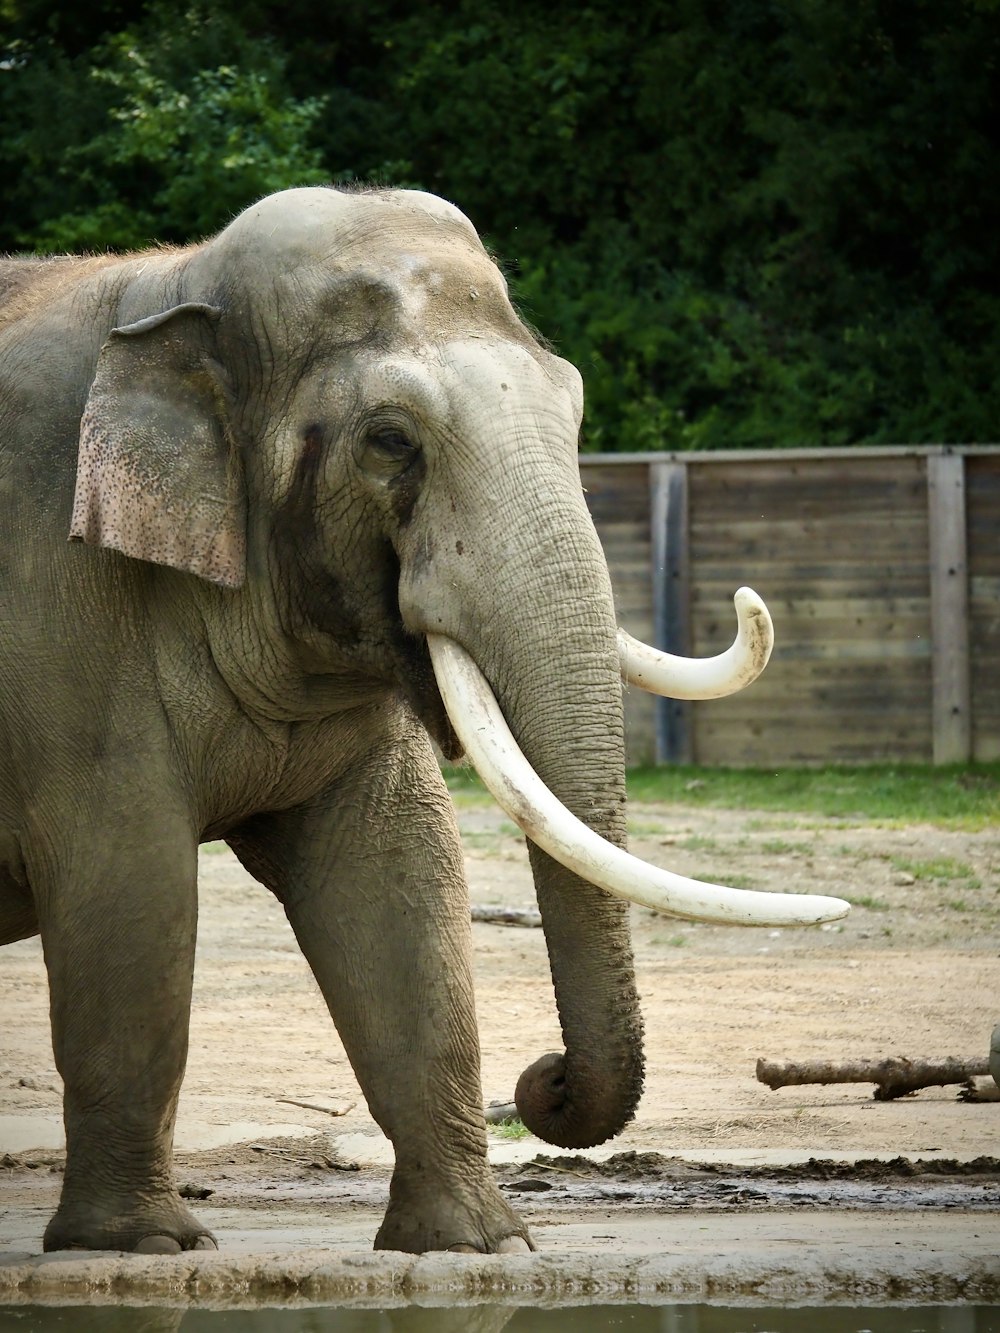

756,1055,991,1101
485,1101,520,1124
249,1144,314,1164
277,1097,356,1117
471,905,542,928
525,1160,589,1178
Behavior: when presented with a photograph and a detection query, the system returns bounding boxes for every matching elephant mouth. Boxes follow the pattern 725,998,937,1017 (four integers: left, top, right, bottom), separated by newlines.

399,632,465,761
426,589,852,929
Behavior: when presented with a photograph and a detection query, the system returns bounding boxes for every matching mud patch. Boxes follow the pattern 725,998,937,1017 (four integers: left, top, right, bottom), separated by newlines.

496,1151,1000,1212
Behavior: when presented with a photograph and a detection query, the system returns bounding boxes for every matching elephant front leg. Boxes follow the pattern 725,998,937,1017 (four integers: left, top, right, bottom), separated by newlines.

33,803,215,1253
229,716,531,1254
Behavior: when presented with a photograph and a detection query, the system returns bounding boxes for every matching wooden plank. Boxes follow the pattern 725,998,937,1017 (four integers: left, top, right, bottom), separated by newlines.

581,445,1000,466
927,454,971,763
687,453,932,766
965,455,1000,760
686,456,928,515
581,463,650,524
696,725,931,765
650,460,692,764
581,448,1000,765
691,520,930,560
583,464,659,766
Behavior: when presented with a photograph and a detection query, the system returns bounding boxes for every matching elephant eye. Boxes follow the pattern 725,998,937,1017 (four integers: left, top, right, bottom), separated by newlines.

368,428,417,462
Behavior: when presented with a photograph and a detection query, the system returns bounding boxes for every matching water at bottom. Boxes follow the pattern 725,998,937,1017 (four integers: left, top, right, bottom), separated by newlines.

1,1304,998,1332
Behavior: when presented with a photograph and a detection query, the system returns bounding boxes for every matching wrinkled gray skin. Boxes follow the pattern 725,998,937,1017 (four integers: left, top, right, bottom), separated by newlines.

0,188,641,1255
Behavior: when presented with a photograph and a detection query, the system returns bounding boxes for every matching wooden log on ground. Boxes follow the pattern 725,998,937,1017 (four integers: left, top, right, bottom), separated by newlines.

756,1055,991,1101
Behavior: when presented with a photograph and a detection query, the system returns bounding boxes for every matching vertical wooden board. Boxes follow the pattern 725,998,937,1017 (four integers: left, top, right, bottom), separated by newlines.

580,461,651,524
649,461,692,764
685,456,933,765
927,455,971,763
582,461,658,765
621,684,659,766
966,455,1000,760
578,449,999,766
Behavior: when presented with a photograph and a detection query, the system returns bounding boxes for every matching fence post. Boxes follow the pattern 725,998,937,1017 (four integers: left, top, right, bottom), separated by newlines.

650,460,692,764
927,452,971,764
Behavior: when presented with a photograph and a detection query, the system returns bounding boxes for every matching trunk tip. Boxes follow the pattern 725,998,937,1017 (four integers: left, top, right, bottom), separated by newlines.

514,1049,643,1150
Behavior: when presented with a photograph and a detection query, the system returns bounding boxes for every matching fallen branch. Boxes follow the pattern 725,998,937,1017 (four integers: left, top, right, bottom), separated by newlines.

249,1144,359,1171
471,905,541,928
523,1160,589,1178
756,1055,991,1101
277,1097,355,1117
249,1144,313,1163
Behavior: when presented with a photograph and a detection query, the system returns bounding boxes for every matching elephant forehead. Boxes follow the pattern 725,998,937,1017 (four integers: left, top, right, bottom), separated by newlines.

314,250,512,335
363,357,450,417
216,187,482,274
437,339,584,426
355,342,580,438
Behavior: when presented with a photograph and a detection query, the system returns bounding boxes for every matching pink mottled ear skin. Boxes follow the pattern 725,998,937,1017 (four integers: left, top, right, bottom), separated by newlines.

70,305,246,589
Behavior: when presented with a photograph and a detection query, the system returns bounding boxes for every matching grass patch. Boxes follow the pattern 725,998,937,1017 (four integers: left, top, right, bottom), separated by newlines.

678,833,724,853
852,894,891,912
693,871,759,890
759,838,814,856
889,856,980,886
444,762,1000,828
490,1118,530,1141
624,763,1000,830
627,819,671,836
461,831,504,849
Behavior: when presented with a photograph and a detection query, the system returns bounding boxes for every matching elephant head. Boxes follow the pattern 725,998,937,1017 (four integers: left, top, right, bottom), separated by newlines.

70,187,846,1150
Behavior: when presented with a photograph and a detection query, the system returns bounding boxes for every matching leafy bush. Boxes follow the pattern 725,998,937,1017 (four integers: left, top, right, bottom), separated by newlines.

1,0,997,447
1,6,326,252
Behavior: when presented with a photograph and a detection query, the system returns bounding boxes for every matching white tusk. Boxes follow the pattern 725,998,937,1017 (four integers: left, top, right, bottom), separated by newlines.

428,635,849,928
619,587,773,699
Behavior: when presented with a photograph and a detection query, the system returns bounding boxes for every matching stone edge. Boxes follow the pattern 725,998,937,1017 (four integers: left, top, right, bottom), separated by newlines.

1,1250,998,1308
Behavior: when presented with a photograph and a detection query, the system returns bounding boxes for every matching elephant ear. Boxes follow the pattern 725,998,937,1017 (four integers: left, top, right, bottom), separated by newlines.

70,302,246,589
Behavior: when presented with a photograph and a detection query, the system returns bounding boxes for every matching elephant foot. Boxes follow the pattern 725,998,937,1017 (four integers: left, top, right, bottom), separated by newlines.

373,1172,533,1254
44,1195,217,1254
448,1237,531,1254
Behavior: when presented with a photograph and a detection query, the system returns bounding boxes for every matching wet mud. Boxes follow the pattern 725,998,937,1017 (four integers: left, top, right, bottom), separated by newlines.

495,1150,1000,1212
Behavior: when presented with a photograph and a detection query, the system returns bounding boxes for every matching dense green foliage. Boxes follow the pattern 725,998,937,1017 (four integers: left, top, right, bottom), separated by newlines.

2,1,998,449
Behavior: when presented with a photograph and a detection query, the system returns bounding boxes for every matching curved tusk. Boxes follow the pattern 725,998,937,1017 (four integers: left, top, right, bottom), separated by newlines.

428,635,849,928
619,587,773,700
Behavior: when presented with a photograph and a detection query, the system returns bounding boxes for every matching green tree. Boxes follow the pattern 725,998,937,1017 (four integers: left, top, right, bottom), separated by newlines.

2,0,997,447
0,5,326,252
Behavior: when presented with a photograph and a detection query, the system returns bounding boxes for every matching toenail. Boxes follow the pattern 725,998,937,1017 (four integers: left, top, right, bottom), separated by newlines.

497,1236,531,1254
134,1235,182,1254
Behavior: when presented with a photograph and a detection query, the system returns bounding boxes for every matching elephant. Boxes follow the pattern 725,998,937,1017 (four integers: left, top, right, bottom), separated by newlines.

0,186,848,1256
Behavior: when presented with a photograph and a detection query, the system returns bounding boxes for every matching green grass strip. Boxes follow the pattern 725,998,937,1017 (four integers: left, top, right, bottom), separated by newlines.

443,763,1000,830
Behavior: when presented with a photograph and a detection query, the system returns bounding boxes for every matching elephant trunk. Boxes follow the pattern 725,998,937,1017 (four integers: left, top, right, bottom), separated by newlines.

407,487,645,1150
498,575,642,1147
519,851,643,1147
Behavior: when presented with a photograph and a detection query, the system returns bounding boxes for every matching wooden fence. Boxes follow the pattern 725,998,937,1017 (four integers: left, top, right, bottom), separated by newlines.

579,446,1000,767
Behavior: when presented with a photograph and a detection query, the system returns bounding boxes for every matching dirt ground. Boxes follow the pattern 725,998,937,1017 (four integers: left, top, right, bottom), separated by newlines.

1,795,999,1303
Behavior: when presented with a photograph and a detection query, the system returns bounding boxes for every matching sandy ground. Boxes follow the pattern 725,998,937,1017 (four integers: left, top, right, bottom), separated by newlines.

1,796,999,1305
